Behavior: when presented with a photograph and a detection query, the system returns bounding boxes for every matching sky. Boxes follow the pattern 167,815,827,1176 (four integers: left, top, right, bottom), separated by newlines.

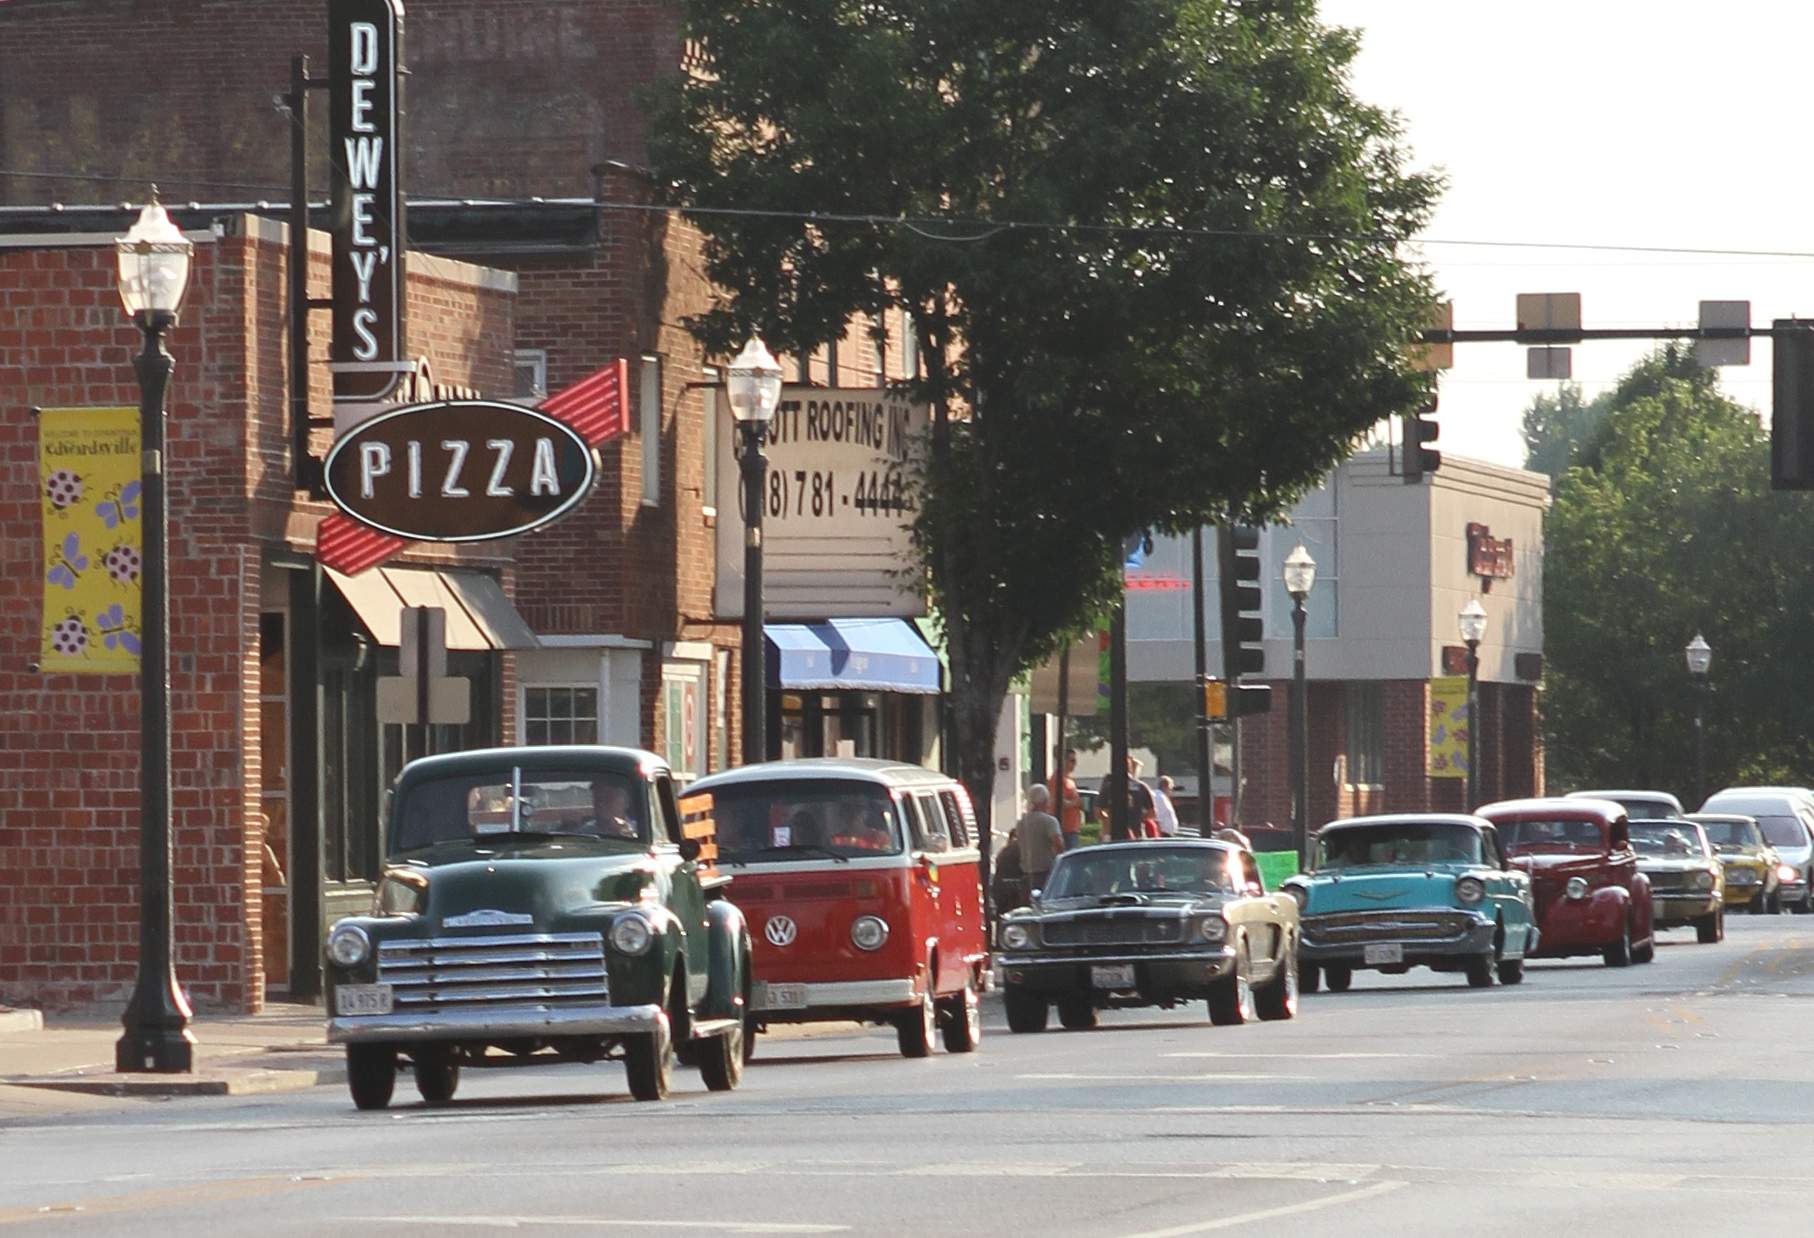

1319,0,1814,469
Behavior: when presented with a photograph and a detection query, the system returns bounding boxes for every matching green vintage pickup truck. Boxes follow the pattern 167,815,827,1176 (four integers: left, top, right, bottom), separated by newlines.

323,746,751,1109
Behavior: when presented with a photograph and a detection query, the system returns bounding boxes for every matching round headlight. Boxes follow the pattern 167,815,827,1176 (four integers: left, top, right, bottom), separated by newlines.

1695,869,1715,891
1197,916,1228,943
326,923,370,968
851,915,890,951
1455,877,1486,906
1565,876,1589,900
610,913,655,956
1780,864,1798,882
1001,924,1032,951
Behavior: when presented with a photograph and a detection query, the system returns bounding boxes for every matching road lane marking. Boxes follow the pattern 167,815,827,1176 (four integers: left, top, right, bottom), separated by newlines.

353,1220,847,1233
1112,1179,1406,1237
1162,1052,1426,1060
1016,1073,1312,1082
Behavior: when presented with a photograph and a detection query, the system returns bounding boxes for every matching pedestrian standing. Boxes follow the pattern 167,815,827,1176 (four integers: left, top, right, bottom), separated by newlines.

1100,754,1157,841
1154,775,1180,837
1016,783,1065,899
1050,747,1085,852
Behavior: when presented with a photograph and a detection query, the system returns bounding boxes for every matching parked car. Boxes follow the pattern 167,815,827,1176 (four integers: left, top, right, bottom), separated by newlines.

1566,789,1685,820
1699,788,1814,913
324,746,752,1110
1477,797,1655,966
1687,812,1781,914
1628,818,1725,942
679,759,987,1058
1283,814,1536,991
994,838,1299,1029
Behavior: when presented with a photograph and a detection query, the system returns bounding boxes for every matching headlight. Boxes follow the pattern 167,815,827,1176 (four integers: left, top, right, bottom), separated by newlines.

376,874,425,916
851,915,890,951
1284,884,1308,910
1695,870,1715,891
610,913,655,956
1455,877,1486,906
1001,924,1032,950
1565,876,1589,900
326,923,370,968
1197,916,1227,943
1779,864,1798,881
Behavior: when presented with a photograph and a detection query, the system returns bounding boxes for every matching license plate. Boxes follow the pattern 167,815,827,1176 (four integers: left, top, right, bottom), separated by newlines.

1091,964,1136,989
334,983,393,1016
754,982,807,1010
1363,943,1404,965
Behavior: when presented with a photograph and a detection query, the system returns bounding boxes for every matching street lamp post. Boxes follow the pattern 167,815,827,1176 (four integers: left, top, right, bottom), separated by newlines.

114,197,196,1073
727,337,784,765
1282,543,1317,865
1686,633,1712,806
1458,599,1489,812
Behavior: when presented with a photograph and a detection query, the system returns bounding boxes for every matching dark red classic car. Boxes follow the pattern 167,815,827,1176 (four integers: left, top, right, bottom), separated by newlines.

1476,798,1656,967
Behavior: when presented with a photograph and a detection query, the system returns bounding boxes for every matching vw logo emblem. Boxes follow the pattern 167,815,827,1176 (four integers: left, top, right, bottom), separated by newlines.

764,915,798,947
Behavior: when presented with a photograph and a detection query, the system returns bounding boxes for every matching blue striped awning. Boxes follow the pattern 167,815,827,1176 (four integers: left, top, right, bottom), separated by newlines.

765,619,941,694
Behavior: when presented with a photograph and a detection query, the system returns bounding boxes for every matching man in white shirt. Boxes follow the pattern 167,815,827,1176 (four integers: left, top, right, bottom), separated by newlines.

1153,775,1181,837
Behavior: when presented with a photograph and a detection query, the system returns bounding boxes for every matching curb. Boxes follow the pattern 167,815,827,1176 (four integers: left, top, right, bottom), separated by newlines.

0,1008,44,1034
2,1064,346,1098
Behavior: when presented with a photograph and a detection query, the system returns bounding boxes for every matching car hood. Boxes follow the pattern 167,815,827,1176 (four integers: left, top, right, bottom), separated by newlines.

1635,858,1714,874
1299,869,1470,914
1028,892,1221,916
393,844,660,925
1508,853,1606,876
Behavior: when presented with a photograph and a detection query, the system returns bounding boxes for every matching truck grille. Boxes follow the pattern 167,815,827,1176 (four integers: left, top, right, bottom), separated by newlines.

1303,910,1473,943
1646,870,1693,892
1041,918,1184,947
376,932,608,1011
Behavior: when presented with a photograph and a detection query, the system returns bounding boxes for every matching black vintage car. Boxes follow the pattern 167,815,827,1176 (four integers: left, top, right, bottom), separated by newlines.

992,839,1300,1030
324,746,752,1109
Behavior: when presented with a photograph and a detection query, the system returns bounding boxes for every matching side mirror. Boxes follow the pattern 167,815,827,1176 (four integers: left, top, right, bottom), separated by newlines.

677,837,702,863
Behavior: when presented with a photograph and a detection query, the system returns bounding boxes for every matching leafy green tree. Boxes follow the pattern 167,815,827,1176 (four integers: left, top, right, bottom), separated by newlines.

1543,347,1814,798
647,0,1440,837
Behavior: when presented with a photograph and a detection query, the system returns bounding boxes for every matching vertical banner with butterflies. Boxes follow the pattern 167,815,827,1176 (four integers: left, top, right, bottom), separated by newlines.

38,406,142,673
1427,675,1470,779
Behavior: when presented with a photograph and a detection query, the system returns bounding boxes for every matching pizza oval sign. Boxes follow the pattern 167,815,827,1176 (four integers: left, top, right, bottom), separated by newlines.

324,400,596,542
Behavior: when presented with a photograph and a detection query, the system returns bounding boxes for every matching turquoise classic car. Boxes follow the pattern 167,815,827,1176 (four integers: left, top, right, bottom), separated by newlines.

1282,813,1536,992
324,746,752,1109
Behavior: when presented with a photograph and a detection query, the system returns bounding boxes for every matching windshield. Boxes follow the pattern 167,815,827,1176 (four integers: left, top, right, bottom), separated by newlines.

392,767,649,853
1044,846,1238,899
1629,822,1707,859
1753,815,1809,849
1696,819,1761,850
1315,823,1483,870
707,780,904,862
1497,818,1606,853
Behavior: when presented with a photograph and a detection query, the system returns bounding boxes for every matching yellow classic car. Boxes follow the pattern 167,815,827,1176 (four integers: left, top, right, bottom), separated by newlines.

1689,812,1782,914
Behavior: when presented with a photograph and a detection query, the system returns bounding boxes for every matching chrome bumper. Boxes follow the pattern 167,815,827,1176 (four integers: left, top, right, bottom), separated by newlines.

1299,910,1495,963
328,1002,663,1044
1652,892,1721,921
993,947,1233,971
753,977,918,1014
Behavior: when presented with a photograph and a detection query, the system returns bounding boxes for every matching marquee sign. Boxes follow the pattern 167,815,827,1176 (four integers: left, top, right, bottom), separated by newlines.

324,400,596,542
329,0,406,409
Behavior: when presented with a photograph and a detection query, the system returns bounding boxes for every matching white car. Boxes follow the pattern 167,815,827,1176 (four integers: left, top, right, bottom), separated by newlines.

1699,788,1814,913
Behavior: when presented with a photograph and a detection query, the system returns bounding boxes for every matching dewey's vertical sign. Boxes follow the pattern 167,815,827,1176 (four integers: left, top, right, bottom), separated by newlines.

329,0,406,418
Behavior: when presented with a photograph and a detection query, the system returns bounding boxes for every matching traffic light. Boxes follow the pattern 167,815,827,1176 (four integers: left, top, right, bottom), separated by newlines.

1215,525,1270,716
1402,392,1441,484
1202,677,1272,720
1773,319,1814,489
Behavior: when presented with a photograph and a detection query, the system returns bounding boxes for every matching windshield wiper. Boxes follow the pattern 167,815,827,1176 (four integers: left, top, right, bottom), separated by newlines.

740,843,851,864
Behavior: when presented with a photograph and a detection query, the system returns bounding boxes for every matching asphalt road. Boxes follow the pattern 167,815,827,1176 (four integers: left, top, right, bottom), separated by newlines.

6,914,1814,1236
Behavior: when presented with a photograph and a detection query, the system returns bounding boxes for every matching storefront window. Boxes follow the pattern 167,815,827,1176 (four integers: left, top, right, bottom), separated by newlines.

1345,682,1385,787
524,686,599,746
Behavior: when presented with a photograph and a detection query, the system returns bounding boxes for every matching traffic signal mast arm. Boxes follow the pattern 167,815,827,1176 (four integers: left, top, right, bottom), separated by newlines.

1420,326,1760,345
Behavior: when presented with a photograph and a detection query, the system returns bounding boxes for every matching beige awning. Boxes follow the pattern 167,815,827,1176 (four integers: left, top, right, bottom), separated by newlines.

324,565,538,652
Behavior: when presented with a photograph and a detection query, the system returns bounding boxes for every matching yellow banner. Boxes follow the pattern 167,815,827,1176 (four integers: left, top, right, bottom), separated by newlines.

39,407,141,674
1428,675,1470,779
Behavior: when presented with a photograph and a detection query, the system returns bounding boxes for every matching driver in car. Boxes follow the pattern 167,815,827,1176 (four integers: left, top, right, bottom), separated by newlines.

583,780,641,839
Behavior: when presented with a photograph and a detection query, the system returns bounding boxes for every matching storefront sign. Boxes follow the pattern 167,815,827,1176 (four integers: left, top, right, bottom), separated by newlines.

1427,675,1469,779
1466,522,1514,589
329,0,406,407
36,407,142,673
324,400,596,542
714,388,929,619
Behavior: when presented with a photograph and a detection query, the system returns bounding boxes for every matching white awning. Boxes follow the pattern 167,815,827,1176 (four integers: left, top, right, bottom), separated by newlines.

324,565,538,652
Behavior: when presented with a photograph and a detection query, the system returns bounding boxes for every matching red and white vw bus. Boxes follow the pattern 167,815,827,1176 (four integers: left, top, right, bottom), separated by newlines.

679,758,987,1058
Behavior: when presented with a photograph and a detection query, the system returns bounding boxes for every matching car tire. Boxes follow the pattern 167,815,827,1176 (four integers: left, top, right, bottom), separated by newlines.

1004,985,1049,1033
940,975,983,1052
1298,961,1322,994
1056,996,1099,1030
1603,920,1633,967
896,983,938,1058
699,1021,745,1092
625,1015,674,1102
742,1010,758,1065
1800,880,1812,914
1256,951,1300,1021
1696,907,1724,944
1633,933,1655,964
346,1044,397,1111
412,1051,459,1106
1323,964,1353,993
1208,959,1256,1026
1465,954,1495,988
1496,957,1525,985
